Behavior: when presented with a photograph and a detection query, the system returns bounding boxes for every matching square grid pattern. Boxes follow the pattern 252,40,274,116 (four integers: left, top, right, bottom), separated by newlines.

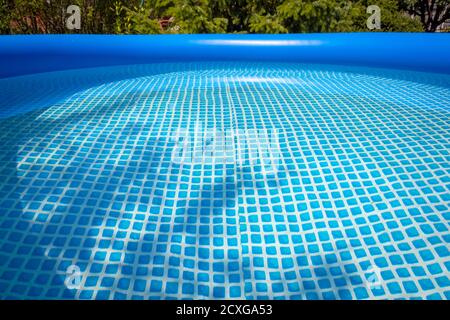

0,63,449,300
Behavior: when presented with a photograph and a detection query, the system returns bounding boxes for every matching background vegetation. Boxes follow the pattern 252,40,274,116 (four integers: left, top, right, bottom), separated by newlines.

0,0,448,34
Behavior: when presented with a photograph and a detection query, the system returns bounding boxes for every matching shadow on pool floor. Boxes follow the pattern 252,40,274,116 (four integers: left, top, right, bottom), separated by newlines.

0,101,366,300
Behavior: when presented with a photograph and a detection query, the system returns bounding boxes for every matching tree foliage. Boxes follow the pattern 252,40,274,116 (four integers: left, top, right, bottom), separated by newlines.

400,0,450,32
275,0,357,32
0,0,445,35
353,0,423,31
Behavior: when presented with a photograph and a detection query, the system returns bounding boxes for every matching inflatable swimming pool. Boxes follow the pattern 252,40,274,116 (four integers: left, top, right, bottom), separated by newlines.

0,34,449,300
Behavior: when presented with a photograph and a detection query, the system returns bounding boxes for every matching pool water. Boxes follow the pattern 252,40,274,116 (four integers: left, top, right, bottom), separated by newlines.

0,63,449,300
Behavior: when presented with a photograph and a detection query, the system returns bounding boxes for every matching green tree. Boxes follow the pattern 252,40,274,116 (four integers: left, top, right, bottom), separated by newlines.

400,0,450,32
0,0,141,34
125,0,228,34
210,0,250,33
0,0,12,34
276,0,357,32
353,0,423,31
169,0,228,33
124,0,172,34
248,13,287,33
0,0,439,35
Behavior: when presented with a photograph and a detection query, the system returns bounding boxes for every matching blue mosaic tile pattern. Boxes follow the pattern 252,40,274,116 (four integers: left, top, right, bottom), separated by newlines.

0,63,449,300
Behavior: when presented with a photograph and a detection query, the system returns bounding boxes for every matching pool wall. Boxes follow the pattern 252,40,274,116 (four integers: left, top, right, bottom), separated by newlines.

1,33,450,79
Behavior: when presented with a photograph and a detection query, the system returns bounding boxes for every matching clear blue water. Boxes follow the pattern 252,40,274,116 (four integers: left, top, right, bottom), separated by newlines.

0,63,449,300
